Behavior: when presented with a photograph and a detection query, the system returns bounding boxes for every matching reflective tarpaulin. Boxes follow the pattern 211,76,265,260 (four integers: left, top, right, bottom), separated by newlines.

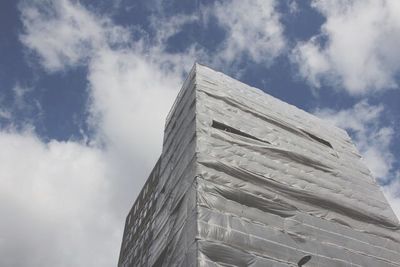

118,63,400,267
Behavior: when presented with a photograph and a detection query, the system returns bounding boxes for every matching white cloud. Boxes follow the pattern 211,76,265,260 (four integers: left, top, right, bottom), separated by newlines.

209,0,285,65
19,0,201,175
315,101,394,179
0,131,120,267
20,0,129,72
0,109,11,120
15,0,203,266
143,0,287,69
288,0,300,14
292,0,400,94
383,172,400,220
150,13,199,46
13,83,32,108
0,83,41,129
315,101,399,219
85,47,197,214
291,38,332,88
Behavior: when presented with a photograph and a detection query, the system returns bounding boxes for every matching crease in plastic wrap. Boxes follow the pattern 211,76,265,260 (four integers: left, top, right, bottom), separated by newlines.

118,63,400,267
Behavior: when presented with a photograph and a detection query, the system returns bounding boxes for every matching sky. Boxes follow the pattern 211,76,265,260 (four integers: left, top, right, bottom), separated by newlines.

0,0,399,266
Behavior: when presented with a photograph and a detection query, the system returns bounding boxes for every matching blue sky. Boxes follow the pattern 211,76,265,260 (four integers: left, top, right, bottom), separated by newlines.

0,0,399,266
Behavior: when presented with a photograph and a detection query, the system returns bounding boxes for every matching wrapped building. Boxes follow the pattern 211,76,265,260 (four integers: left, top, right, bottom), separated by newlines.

118,64,400,266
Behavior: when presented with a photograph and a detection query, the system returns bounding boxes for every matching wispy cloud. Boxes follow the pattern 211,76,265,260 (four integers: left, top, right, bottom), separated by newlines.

9,0,202,266
292,0,400,94
20,0,113,72
383,172,400,220
0,109,12,120
315,101,394,180
206,0,285,66
315,101,400,219
0,83,41,131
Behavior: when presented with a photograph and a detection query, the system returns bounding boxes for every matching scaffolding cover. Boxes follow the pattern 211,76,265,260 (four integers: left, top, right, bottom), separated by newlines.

118,63,400,267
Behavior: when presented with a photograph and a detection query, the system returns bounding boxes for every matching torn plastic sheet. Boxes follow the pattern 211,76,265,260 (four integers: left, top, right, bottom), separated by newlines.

118,64,400,267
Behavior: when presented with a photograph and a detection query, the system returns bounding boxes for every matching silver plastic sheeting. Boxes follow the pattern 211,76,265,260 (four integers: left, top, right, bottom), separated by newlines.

118,63,400,267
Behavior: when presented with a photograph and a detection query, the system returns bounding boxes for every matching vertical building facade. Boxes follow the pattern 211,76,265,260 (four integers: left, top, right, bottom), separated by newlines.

118,64,400,266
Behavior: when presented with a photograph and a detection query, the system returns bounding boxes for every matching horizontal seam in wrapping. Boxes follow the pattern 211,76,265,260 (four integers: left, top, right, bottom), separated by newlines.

198,219,400,267
198,251,296,267
198,86,343,153
197,160,398,228
204,132,384,204
284,218,400,256
197,187,400,257
197,224,363,267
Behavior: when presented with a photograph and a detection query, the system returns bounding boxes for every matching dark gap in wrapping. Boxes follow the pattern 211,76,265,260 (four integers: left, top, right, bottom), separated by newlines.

152,247,167,267
204,91,337,154
301,130,333,149
212,120,270,144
